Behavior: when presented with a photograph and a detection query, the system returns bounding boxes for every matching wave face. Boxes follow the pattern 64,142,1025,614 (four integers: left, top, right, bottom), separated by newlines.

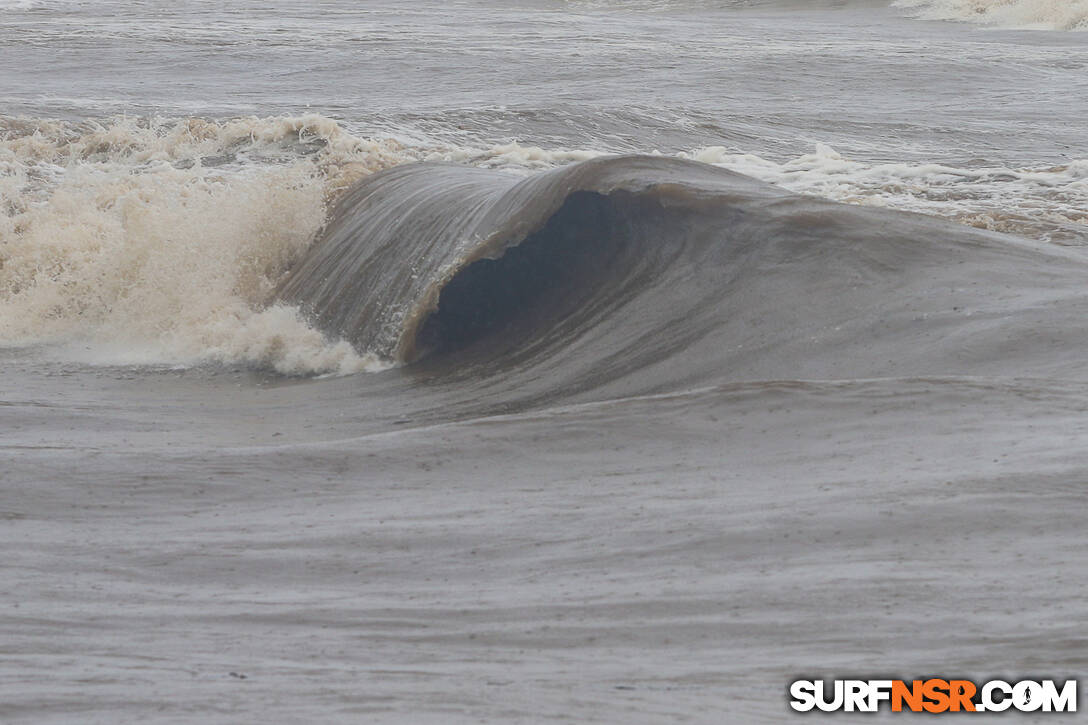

277,157,788,365
894,0,1088,30
277,155,1088,401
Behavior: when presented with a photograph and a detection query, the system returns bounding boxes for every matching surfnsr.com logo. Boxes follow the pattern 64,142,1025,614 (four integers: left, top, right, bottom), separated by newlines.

789,679,1078,713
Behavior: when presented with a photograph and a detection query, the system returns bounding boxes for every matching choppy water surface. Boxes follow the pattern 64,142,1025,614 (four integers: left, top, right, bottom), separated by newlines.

2,1,1087,722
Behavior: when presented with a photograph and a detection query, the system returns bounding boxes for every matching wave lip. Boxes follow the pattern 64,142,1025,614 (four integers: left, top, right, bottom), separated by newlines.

894,0,1088,30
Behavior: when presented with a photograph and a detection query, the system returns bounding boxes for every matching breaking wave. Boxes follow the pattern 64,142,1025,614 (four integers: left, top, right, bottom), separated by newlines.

3,113,1086,377
0,115,410,375
276,155,1088,403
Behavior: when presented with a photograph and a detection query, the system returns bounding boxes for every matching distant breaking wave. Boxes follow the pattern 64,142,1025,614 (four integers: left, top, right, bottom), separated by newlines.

894,0,1088,30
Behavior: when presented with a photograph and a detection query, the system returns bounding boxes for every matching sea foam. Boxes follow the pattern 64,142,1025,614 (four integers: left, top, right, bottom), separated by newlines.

894,0,1088,30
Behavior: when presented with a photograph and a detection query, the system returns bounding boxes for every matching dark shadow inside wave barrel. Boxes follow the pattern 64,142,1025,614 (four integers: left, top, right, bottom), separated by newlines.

414,191,623,359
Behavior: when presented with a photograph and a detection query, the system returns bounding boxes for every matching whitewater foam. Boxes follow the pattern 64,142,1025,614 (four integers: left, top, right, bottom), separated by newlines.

894,0,1088,30
0,115,410,375
684,144,1088,245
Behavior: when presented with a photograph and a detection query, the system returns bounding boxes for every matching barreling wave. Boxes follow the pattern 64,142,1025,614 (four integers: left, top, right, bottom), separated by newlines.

4,113,1087,381
277,156,789,364
894,0,1088,30
277,155,1088,401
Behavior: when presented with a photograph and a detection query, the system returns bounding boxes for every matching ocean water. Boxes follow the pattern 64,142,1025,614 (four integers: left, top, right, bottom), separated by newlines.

2,1,1087,722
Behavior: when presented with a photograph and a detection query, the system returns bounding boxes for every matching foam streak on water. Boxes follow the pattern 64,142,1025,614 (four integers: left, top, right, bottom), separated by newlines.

686,144,1088,245
895,0,1088,30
